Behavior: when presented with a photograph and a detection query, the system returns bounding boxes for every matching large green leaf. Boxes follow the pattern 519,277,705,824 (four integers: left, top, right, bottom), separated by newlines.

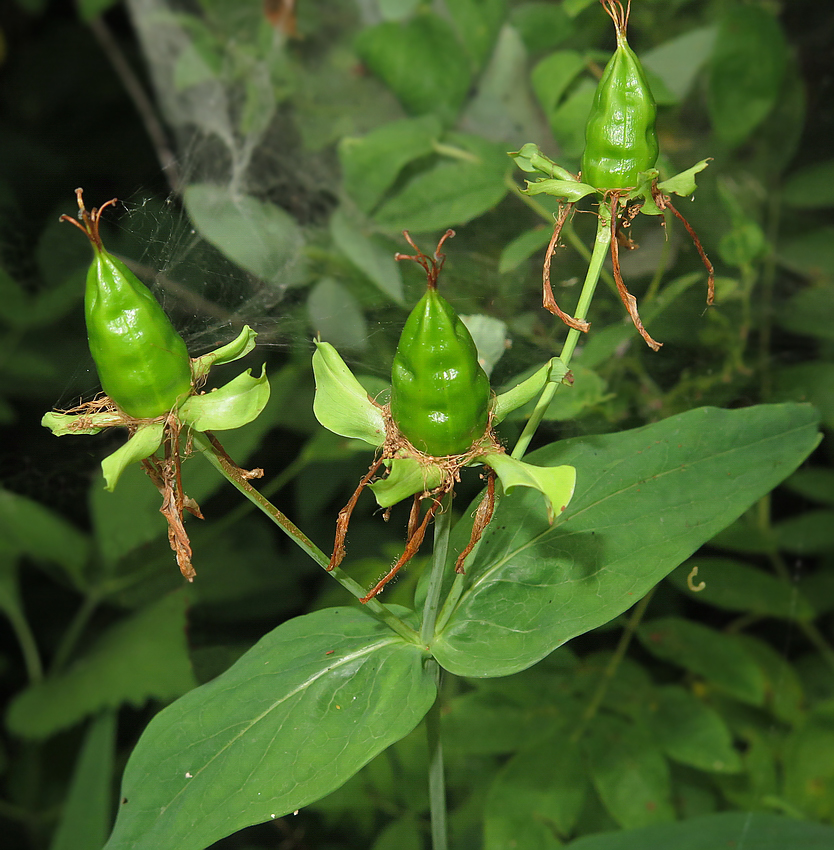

103,607,435,850
567,812,834,850
432,404,820,676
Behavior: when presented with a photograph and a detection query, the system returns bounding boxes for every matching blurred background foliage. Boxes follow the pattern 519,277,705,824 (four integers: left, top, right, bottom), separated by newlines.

0,0,833,847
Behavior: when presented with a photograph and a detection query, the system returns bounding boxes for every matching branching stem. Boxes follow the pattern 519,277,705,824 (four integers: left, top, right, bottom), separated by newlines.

192,432,418,644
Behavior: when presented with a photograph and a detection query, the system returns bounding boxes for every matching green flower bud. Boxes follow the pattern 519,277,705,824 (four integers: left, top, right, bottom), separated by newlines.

62,190,192,419
581,0,658,191
390,235,490,457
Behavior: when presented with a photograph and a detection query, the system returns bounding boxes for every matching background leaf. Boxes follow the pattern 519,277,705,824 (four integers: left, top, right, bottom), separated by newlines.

49,712,116,850
567,812,834,850
7,592,196,739
708,6,788,147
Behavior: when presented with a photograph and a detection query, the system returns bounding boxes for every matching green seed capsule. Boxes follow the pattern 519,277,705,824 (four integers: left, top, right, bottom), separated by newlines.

581,0,658,191
390,286,490,457
63,190,192,419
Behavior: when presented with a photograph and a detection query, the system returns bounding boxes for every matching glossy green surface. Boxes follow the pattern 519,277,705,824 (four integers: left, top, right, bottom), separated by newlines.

581,32,658,190
85,248,192,418
390,288,490,457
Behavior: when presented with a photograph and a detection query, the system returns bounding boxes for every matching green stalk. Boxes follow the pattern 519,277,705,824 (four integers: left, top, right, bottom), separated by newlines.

425,659,448,850
5,604,43,684
421,494,454,645
512,207,612,459
193,432,418,644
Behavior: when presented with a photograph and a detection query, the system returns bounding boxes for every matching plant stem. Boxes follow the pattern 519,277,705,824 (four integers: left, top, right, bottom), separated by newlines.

512,208,612,459
50,593,100,674
421,494,454,645
193,432,418,644
5,603,43,684
571,587,656,744
425,659,448,850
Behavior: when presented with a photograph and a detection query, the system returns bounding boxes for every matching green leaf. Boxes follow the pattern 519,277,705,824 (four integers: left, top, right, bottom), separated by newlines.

190,325,258,383
511,3,574,53
485,733,586,846
773,509,834,555
637,617,766,706
777,281,834,342
330,209,404,304
102,608,435,850
312,341,386,446
783,708,834,820
566,812,834,850
666,557,816,622
41,410,123,436
459,25,544,146
481,451,576,523
523,177,597,203
180,366,270,432
354,14,471,124
77,0,122,22
641,27,716,103
656,159,711,198
369,457,445,509
707,6,788,147
460,313,508,377
773,362,834,430
783,159,834,209
784,468,834,508
101,422,166,492
373,133,510,232
778,227,834,278
0,488,90,581
531,50,586,113
549,80,595,159
307,277,369,351
50,712,116,850
737,634,805,726
183,184,304,284
647,686,742,774
498,226,551,273
7,593,196,739
445,0,506,69
583,714,674,829
508,143,577,181
431,404,820,677
338,116,442,213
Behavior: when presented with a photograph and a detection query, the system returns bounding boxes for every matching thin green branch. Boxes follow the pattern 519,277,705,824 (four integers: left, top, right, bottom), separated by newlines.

571,587,656,744
192,432,419,644
512,208,612,459
50,593,101,674
5,604,43,684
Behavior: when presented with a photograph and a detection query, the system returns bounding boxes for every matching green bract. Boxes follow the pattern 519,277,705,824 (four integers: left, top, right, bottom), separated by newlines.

580,0,658,191
391,286,490,457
